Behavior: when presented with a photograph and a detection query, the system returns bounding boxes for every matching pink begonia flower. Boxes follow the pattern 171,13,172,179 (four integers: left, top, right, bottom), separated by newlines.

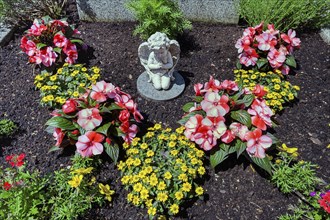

65,49,78,64
194,124,217,151
221,130,235,144
235,36,252,53
255,32,277,51
194,83,203,96
281,29,301,53
239,48,259,67
202,116,226,139
62,99,77,114
20,36,37,56
220,80,239,92
201,92,230,117
119,109,130,123
28,19,47,36
248,99,273,131
252,84,267,98
278,64,290,75
266,24,279,35
131,103,144,122
40,47,58,67
76,131,104,157
245,128,272,158
115,93,134,110
229,122,249,141
184,114,204,141
253,22,264,33
243,27,256,38
73,29,81,35
77,108,102,131
202,76,222,92
279,45,289,55
90,81,116,102
53,34,68,48
50,20,68,27
53,128,64,147
120,122,138,143
267,48,286,69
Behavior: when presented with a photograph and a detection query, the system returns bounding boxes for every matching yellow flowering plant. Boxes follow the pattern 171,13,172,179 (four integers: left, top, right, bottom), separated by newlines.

234,69,300,113
118,124,206,219
34,63,101,107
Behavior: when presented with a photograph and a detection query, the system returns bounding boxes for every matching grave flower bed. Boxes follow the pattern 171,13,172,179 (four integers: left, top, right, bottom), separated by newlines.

0,1,329,219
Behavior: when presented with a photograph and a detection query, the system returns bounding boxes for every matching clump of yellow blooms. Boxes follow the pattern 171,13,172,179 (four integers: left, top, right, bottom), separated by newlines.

34,63,101,107
234,69,300,113
119,124,205,218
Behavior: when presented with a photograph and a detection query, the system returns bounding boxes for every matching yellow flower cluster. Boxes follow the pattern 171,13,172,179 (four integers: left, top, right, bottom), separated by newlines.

34,63,101,107
119,124,205,217
234,69,299,113
68,167,94,188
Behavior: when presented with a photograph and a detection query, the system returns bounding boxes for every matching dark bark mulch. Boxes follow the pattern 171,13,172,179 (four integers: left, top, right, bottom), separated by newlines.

0,4,329,219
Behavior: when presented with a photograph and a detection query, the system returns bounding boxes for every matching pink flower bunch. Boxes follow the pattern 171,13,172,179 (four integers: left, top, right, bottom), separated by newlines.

20,16,83,68
235,22,301,75
180,76,274,159
46,80,143,159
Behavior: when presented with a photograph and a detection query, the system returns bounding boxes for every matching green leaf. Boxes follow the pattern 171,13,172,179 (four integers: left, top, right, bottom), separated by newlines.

53,47,62,54
107,103,123,111
266,132,279,145
194,96,203,102
210,148,229,168
235,140,246,158
45,117,76,130
250,156,272,174
236,60,242,69
104,142,119,164
285,55,297,68
36,43,47,49
256,58,268,69
70,39,84,45
48,145,61,153
182,102,195,112
230,110,252,127
235,94,255,107
95,123,111,136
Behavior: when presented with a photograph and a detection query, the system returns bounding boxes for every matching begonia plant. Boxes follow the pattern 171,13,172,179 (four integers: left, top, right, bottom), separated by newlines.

235,22,301,75
179,76,277,174
20,16,84,70
45,80,143,162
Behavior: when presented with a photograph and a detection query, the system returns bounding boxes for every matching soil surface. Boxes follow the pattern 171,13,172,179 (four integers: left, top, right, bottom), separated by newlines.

0,2,329,220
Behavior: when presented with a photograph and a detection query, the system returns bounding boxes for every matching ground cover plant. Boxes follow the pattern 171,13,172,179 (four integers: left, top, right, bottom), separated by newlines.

236,0,330,32
0,0,329,219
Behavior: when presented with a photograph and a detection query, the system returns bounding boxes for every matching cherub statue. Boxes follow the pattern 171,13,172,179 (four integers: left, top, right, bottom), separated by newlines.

138,32,180,90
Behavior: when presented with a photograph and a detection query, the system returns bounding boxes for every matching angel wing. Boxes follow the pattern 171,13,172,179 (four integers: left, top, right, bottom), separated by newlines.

138,42,152,82
168,40,180,80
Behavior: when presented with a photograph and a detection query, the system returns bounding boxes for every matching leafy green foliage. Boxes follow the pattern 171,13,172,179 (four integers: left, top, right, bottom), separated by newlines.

0,118,17,137
272,152,323,194
0,154,109,220
235,0,330,32
126,0,192,39
0,0,67,25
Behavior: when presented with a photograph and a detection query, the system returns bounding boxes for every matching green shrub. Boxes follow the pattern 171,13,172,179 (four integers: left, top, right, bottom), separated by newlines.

236,0,330,31
126,0,192,40
0,0,67,25
0,119,17,137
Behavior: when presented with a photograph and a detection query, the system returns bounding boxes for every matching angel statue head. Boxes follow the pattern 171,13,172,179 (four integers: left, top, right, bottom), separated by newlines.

138,32,180,90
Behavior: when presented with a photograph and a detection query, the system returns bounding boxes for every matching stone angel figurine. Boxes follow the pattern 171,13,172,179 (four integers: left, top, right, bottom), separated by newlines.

138,32,180,90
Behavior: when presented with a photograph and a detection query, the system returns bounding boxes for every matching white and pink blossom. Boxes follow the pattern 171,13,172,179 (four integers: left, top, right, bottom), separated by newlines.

76,131,104,157
245,129,272,158
77,108,102,131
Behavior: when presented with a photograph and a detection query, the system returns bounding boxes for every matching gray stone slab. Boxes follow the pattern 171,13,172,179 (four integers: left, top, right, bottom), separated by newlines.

137,71,185,101
320,27,330,45
0,23,15,47
76,0,239,23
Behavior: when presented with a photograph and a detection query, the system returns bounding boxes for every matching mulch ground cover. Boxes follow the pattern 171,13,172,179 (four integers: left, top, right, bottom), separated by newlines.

0,2,329,219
